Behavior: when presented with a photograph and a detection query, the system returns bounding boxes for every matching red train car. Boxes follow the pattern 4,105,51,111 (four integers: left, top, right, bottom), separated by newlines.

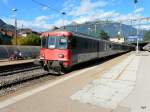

40,30,74,74
40,29,134,74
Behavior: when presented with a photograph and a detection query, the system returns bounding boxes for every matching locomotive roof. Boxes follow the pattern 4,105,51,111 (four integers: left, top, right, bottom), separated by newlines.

41,29,100,40
41,30,72,38
41,29,133,47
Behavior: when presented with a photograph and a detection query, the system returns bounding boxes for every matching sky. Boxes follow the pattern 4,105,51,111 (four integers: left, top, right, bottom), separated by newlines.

0,0,150,31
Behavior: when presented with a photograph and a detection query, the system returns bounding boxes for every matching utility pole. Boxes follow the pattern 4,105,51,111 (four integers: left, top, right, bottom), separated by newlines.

61,12,66,29
94,24,97,33
12,8,18,45
75,23,78,32
134,0,139,53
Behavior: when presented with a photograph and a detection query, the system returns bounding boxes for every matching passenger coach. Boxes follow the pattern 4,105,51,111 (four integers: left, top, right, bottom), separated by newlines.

40,29,133,74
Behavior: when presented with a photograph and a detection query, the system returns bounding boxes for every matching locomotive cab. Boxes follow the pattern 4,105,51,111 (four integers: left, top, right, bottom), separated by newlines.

40,31,72,74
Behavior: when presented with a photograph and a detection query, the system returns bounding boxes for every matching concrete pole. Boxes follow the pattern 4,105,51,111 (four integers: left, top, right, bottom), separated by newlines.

134,2,139,53
15,18,17,45
12,8,17,45
75,24,78,32
62,12,66,29
94,24,97,33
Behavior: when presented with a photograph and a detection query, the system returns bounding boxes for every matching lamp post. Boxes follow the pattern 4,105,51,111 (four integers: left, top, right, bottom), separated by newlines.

12,8,18,45
94,24,97,33
134,0,139,53
61,12,66,29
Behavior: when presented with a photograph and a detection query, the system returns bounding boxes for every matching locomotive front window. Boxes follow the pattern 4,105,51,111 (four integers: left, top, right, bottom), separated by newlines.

48,37,57,49
47,36,68,49
58,38,68,49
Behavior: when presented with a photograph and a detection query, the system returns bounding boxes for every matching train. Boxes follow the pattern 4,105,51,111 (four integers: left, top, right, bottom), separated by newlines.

143,43,150,51
39,29,134,74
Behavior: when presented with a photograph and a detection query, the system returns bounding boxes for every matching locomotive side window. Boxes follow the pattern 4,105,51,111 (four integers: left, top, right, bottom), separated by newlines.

41,38,47,48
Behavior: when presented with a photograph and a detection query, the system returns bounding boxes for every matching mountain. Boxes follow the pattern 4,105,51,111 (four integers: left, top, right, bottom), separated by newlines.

65,20,146,39
0,19,15,31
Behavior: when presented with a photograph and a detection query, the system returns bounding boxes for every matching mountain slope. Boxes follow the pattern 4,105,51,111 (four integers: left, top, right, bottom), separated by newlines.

65,21,145,38
0,19,15,31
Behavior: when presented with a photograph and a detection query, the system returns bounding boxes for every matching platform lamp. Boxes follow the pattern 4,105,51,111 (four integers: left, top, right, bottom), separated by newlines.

134,0,139,53
12,8,18,45
61,12,66,29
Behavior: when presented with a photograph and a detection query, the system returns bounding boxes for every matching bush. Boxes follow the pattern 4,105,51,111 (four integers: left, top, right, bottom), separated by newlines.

11,34,41,46
99,30,110,40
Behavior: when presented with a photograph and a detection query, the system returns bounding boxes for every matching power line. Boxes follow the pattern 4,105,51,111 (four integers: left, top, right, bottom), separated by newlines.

31,0,66,15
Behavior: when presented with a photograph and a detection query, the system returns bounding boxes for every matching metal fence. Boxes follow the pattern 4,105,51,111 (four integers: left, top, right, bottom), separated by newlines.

0,45,40,60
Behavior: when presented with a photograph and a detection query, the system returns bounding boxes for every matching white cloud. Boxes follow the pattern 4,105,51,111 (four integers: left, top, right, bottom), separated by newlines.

64,0,108,16
2,15,71,31
134,7,144,14
140,25,150,30
62,0,145,26
1,0,146,32
2,16,53,31
52,19,71,27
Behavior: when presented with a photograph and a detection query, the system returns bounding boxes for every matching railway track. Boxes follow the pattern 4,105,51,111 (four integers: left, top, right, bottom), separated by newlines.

0,62,57,96
0,52,128,97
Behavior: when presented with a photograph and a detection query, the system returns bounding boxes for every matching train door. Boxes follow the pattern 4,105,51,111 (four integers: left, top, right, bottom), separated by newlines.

97,41,100,58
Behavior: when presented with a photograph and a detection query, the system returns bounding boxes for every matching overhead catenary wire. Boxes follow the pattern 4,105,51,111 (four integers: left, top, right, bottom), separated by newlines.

31,0,66,15
31,0,66,28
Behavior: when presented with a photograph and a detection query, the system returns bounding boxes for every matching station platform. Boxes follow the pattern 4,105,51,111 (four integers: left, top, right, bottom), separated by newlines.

0,59,37,67
0,51,150,112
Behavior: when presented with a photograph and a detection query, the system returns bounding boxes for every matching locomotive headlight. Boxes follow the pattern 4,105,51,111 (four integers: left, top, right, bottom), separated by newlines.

58,54,64,58
40,53,45,59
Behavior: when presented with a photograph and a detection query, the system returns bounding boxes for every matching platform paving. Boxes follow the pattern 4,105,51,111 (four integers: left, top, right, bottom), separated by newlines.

114,51,150,112
0,59,36,67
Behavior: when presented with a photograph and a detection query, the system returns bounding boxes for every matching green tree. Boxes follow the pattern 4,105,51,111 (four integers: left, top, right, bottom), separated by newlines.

99,30,110,40
11,34,41,46
144,30,150,41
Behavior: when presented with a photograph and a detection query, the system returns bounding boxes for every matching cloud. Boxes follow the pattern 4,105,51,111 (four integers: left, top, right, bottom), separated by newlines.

134,7,144,14
140,25,150,30
1,0,147,31
64,0,108,16
2,16,53,31
2,15,72,31
52,19,71,27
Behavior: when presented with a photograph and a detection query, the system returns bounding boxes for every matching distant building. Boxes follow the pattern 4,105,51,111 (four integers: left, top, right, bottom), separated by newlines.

18,28,40,37
0,29,13,44
110,37,125,43
126,35,143,42
0,29,14,37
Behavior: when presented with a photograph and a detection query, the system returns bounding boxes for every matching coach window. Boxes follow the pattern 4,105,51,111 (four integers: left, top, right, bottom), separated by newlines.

71,38,77,49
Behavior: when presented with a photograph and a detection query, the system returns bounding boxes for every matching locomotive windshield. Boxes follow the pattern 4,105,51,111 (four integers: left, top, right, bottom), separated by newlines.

42,36,68,49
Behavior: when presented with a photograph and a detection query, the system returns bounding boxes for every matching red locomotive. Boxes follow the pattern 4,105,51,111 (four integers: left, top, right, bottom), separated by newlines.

40,29,133,74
